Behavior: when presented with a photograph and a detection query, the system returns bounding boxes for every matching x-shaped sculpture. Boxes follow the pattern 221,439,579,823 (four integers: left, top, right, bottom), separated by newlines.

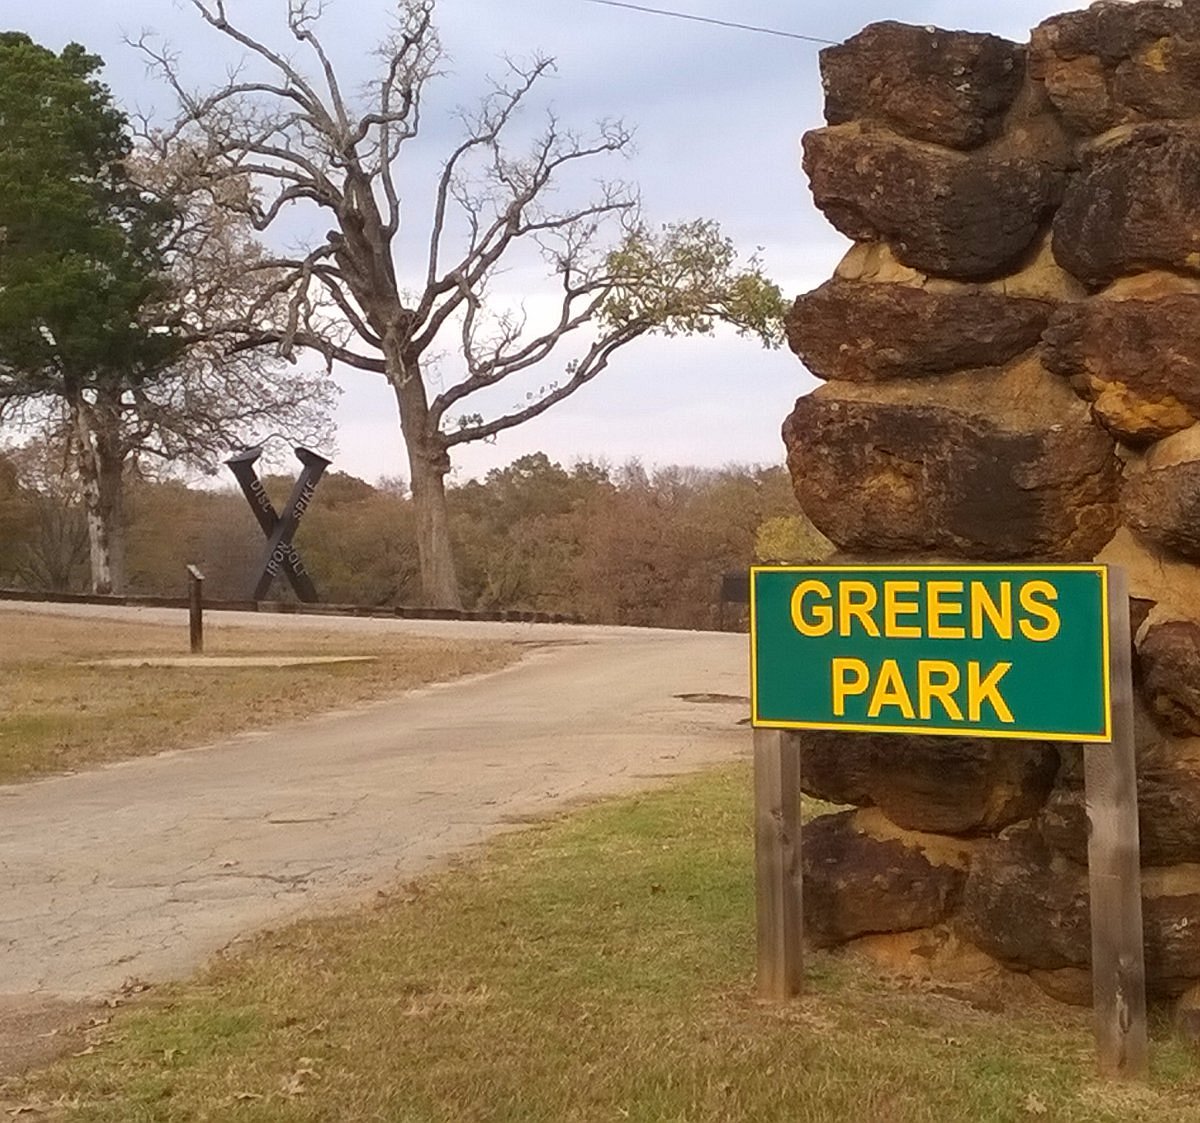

226,445,331,602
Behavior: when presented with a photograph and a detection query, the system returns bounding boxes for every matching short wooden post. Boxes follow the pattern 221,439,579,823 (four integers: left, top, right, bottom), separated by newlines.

1085,565,1147,1079
187,565,205,655
754,726,803,999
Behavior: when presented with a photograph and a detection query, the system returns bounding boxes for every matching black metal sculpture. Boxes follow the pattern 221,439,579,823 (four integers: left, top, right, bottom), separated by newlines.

226,445,331,602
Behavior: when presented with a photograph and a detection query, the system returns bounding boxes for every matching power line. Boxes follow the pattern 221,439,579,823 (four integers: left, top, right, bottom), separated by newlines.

579,0,838,45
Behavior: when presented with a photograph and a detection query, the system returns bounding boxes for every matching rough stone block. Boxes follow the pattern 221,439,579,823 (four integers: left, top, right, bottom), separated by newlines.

963,822,1200,996
797,730,874,809
1123,459,1200,563
1096,523,1200,628
782,363,1120,561
803,125,1066,280
1139,621,1200,736
960,822,1091,972
787,279,1052,383
1041,735,1200,865
803,809,971,947
1031,1,1200,135
798,729,1059,836
1054,125,1200,287
821,20,1025,149
1041,293,1200,444
1144,867,1200,996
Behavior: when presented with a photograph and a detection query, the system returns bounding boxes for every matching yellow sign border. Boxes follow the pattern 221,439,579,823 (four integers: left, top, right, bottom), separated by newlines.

749,563,1113,744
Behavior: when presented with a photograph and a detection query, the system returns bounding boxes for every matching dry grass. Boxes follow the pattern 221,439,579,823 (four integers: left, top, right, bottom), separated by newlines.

8,764,1200,1122
0,610,516,783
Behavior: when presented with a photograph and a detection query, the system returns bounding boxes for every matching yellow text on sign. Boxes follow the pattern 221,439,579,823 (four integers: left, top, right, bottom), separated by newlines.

790,578,1061,643
751,564,1111,742
830,657,1015,723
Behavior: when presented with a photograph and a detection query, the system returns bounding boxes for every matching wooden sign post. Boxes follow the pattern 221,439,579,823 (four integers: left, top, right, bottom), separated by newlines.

754,726,803,999
186,564,205,655
1085,566,1147,1078
750,564,1147,1078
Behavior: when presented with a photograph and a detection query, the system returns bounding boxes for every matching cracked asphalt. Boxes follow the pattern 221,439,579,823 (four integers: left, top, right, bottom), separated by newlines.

0,604,750,1008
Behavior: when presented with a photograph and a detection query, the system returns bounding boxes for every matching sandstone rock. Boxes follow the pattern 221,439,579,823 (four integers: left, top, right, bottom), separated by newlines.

797,731,873,808
782,362,1121,561
1139,622,1200,736
803,808,971,947
964,823,1200,995
821,21,1025,150
834,242,927,286
1144,423,1200,471
1028,966,1092,1006
1123,458,1200,562
1054,125,1200,287
967,228,1089,303
1144,865,1200,996
960,822,1091,972
1102,271,1200,301
840,927,1003,989
1095,524,1200,627
1041,294,1200,444
864,735,1059,836
786,280,1052,383
1031,1,1200,135
803,125,1066,279
776,1,1200,1008
798,729,1058,835
834,237,1085,302
1041,735,1200,866
1132,597,1156,641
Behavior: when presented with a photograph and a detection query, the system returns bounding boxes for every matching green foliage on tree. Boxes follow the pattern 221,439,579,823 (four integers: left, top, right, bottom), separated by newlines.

0,33,184,594
602,220,785,345
754,514,835,565
0,33,335,594
0,33,180,392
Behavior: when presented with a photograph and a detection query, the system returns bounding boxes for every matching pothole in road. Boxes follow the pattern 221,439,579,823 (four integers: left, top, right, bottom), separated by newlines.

674,693,750,705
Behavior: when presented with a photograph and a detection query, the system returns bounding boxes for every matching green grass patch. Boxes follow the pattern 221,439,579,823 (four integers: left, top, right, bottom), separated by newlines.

9,764,1200,1121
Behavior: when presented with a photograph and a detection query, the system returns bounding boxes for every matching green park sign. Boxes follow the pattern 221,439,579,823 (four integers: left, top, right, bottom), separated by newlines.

750,565,1111,742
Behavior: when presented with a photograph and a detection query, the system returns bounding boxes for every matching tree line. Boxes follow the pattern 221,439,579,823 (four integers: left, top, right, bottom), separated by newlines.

0,448,831,629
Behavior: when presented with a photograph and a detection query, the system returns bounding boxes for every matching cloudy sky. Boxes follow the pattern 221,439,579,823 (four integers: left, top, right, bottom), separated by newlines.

9,0,1084,485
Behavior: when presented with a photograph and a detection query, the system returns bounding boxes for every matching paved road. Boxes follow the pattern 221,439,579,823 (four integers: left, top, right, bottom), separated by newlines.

0,604,750,1005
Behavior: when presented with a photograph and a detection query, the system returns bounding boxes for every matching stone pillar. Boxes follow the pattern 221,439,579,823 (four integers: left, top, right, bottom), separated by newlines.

787,4,1200,1009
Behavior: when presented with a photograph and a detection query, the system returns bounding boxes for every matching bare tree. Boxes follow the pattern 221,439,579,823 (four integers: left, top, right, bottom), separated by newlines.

144,0,784,607
0,438,91,592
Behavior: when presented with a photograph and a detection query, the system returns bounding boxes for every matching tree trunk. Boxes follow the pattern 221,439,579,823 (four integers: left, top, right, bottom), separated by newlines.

68,390,128,596
389,353,462,609
408,438,461,609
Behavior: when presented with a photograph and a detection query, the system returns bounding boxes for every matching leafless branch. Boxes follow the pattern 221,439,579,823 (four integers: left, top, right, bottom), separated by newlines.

443,321,647,448
411,126,637,355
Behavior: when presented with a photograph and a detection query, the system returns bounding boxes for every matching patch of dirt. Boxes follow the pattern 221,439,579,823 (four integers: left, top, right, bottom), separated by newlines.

0,995,98,1082
83,655,377,668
